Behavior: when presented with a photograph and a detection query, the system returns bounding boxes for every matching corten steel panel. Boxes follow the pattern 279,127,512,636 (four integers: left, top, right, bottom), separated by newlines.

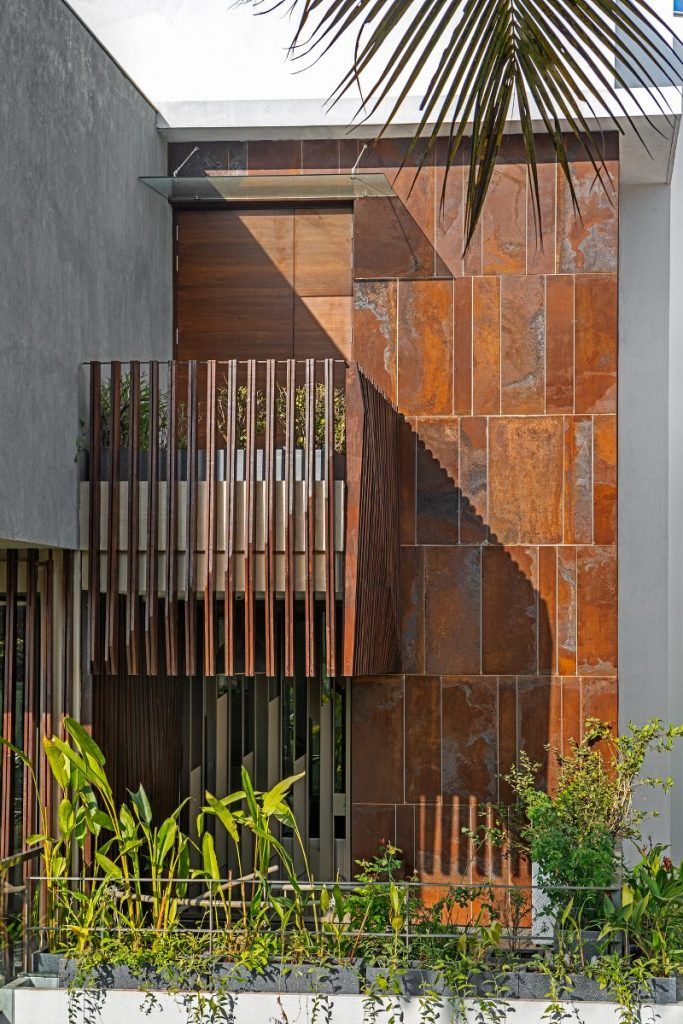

481,546,539,675
500,275,545,414
594,415,617,545
575,273,618,413
397,279,453,417
487,417,564,545
472,276,501,414
557,144,619,274
526,141,558,276
453,278,472,415
558,546,578,676
564,416,594,544
576,545,618,675
545,275,575,412
424,546,481,675
442,677,498,802
482,159,527,276
352,281,397,403
404,676,441,801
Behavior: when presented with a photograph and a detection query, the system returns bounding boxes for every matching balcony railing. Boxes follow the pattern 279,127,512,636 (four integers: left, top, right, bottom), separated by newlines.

80,358,400,680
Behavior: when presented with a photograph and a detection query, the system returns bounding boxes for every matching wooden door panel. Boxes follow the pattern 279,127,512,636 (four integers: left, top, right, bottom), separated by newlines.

176,209,295,359
294,207,353,297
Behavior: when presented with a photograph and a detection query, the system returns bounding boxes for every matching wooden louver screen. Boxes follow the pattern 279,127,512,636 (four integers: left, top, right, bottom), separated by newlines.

84,358,400,682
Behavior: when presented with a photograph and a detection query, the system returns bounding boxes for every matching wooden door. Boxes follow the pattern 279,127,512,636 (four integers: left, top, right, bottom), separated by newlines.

175,206,352,361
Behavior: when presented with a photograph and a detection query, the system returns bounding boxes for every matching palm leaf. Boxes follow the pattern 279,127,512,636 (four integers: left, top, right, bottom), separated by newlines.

250,0,683,248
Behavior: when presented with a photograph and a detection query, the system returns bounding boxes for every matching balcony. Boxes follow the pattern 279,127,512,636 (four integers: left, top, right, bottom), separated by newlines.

80,358,400,681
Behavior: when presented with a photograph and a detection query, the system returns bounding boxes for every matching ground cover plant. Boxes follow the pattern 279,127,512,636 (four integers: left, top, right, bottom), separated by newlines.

2,717,683,1024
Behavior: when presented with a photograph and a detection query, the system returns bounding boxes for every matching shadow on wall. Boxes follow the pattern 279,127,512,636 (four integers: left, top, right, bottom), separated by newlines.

352,426,554,885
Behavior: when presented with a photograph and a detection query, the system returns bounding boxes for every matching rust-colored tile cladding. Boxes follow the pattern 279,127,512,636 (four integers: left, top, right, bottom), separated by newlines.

186,137,618,886
349,134,617,884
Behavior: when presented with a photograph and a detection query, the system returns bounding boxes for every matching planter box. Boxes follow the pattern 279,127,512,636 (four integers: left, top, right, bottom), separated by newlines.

57,958,360,994
364,967,519,999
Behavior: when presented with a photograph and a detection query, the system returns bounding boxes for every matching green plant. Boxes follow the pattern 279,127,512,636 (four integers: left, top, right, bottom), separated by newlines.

599,845,683,976
217,380,346,452
254,0,683,250
504,718,683,924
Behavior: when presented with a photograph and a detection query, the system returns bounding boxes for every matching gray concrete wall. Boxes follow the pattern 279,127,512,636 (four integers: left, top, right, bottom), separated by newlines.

0,0,171,549
619,179,683,857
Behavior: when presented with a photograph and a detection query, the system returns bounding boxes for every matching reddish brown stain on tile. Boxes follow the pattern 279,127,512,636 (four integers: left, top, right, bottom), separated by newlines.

352,804,397,864
538,546,558,675
498,677,518,803
561,677,581,755
442,677,498,802
518,677,553,789
545,275,575,412
581,676,618,733
558,159,618,273
488,418,564,544
482,546,538,674
575,274,617,413
425,547,481,674
501,275,545,414
352,677,404,803
453,278,472,414
482,163,527,275
353,280,397,402
577,546,617,675
564,416,593,544
594,415,617,544
405,677,442,801
473,277,500,414
557,546,578,675
460,417,488,544
398,279,454,416
400,546,425,674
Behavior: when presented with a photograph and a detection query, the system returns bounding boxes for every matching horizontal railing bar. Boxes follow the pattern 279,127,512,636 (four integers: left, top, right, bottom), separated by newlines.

28,876,620,892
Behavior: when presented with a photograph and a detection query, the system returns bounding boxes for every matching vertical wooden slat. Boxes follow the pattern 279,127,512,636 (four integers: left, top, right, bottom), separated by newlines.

342,364,363,677
304,359,316,678
41,554,54,834
165,362,179,676
244,360,256,678
61,549,74,720
146,362,160,676
224,360,237,677
264,359,276,677
185,360,198,677
88,362,101,672
106,362,121,675
204,360,217,676
284,361,296,678
324,359,337,677
126,361,140,675
0,551,17,859
22,551,38,880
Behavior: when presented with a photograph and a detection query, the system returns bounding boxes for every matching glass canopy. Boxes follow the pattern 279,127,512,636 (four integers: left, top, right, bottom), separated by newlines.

140,173,395,203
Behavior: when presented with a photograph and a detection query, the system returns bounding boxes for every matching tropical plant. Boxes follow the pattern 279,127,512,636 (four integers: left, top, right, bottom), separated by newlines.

599,844,683,975
254,0,683,247
504,718,683,924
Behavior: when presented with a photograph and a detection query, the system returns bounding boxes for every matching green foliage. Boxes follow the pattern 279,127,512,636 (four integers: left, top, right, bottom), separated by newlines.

254,0,683,252
218,380,346,452
599,845,683,976
504,718,683,922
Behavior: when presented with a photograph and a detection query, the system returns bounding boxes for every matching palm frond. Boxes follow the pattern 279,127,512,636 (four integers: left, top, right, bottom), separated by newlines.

250,0,683,249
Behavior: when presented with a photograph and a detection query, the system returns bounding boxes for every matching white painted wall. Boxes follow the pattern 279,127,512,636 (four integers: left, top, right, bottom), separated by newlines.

7,989,683,1024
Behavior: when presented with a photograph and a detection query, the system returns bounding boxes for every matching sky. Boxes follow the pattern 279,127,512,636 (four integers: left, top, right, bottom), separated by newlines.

68,0,358,104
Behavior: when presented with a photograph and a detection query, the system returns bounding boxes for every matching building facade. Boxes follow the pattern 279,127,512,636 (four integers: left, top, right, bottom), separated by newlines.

0,0,680,877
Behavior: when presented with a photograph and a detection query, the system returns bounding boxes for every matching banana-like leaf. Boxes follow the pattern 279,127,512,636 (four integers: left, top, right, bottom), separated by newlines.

129,784,153,827
65,717,106,766
251,0,683,247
